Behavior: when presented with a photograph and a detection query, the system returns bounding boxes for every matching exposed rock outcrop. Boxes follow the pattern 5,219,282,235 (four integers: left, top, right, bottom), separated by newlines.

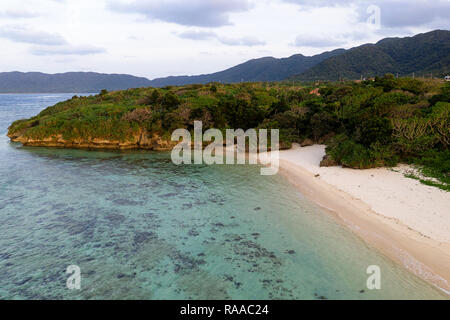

320,155,338,167
8,129,178,151
300,138,314,147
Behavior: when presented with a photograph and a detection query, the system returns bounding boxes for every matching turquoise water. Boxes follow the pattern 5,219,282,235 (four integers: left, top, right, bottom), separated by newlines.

0,94,446,300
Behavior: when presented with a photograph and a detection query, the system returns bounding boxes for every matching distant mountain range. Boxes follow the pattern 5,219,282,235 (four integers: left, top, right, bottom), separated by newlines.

0,30,448,93
0,49,344,93
146,49,346,87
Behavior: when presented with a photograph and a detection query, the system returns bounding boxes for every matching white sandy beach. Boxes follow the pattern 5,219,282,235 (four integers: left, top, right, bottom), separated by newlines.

277,144,450,294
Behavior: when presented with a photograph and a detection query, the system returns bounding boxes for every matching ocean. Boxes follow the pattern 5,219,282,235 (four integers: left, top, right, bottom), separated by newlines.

0,94,445,299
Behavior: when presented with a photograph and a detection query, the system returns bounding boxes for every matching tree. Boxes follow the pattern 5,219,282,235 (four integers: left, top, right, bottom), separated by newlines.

160,92,180,111
310,112,340,141
150,90,160,104
374,74,397,92
358,117,392,147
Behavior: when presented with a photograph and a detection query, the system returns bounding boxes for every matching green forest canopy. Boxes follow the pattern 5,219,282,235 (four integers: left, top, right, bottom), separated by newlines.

9,75,450,190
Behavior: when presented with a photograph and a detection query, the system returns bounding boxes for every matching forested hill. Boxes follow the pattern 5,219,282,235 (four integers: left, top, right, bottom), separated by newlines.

0,72,153,93
292,30,450,81
146,49,346,87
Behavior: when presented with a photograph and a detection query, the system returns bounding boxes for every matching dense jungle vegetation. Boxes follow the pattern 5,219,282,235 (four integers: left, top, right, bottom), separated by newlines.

8,75,450,190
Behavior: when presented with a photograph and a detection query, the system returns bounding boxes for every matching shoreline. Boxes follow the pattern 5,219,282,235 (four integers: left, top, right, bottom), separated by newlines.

277,144,450,295
7,137,450,295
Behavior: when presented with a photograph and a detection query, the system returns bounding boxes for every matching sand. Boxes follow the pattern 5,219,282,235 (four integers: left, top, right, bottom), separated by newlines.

277,144,450,294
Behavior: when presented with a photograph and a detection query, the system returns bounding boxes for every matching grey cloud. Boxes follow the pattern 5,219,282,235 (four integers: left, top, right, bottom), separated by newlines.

0,24,105,56
0,10,39,19
282,0,350,8
128,35,142,40
218,36,265,46
176,30,265,46
293,34,345,48
178,30,217,40
283,0,450,28
363,0,450,28
108,0,251,27
0,25,67,45
30,45,106,56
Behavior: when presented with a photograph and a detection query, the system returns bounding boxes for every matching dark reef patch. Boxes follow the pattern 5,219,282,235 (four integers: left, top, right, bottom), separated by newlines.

133,232,158,246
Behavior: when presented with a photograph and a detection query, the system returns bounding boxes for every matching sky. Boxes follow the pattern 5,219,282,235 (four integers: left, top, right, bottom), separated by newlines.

0,0,448,79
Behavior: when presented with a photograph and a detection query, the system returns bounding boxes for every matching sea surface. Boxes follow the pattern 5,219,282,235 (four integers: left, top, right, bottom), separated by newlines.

0,94,446,300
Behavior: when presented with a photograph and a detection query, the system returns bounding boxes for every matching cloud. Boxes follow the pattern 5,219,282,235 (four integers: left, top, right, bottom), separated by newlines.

218,36,265,46
283,0,450,28
0,9,39,19
292,34,346,48
128,35,143,41
178,30,217,41
364,0,450,28
0,25,67,45
108,0,251,27
282,0,349,8
0,24,105,56
176,30,265,46
30,45,106,56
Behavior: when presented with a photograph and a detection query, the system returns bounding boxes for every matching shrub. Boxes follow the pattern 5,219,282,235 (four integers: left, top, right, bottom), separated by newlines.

272,111,299,130
391,117,437,155
162,112,185,132
410,149,450,191
398,78,426,95
310,112,340,141
326,134,398,169
374,74,396,92
370,92,416,117
429,83,450,106
357,117,392,147
269,95,290,115
121,108,153,123
369,142,399,167
326,135,373,169
429,102,450,147
137,91,160,105
160,92,180,111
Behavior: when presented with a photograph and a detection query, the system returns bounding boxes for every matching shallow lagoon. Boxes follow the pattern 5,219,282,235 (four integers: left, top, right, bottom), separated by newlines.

0,94,445,299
